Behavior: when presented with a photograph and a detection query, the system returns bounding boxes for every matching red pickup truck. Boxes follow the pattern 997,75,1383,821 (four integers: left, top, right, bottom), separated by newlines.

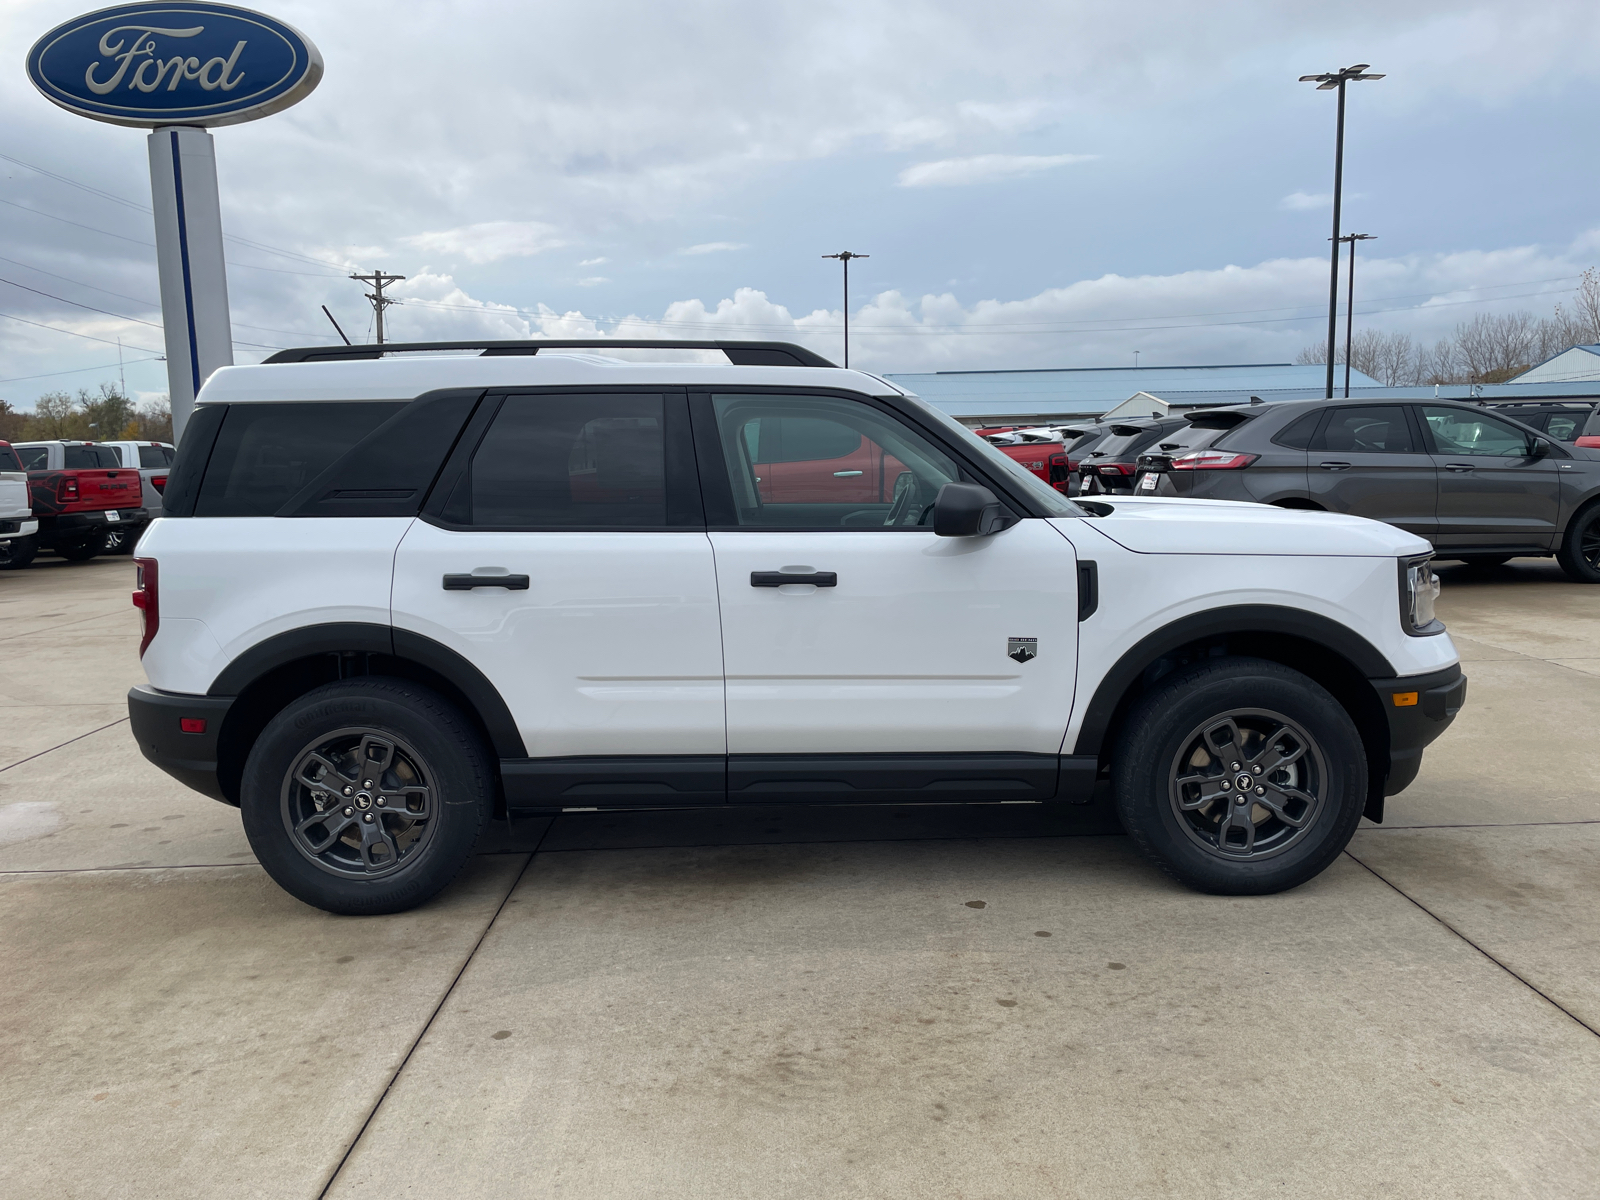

970,426,1073,492
10,441,147,564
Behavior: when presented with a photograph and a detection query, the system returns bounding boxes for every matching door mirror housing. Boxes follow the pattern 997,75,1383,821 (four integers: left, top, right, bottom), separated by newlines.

1528,438,1551,460
933,482,1016,537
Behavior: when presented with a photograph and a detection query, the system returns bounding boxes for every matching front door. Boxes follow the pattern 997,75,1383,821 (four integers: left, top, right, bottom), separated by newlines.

1304,404,1438,536
1417,406,1563,550
391,390,725,807
696,391,1080,804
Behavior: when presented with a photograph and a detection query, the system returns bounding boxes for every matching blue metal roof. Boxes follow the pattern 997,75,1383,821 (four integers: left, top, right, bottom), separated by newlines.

884,363,1381,418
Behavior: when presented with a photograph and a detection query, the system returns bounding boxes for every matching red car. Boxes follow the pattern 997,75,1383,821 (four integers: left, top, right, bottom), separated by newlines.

969,426,1072,493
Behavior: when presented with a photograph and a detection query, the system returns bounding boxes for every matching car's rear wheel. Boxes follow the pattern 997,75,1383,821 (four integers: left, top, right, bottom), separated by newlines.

1113,657,1367,895
240,679,494,915
53,540,100,562
0,536,37,570
1557,503,1600,583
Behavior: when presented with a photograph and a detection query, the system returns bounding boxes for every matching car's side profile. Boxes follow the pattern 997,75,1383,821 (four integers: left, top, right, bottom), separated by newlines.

127,342,1465,915
1142,398,1600,580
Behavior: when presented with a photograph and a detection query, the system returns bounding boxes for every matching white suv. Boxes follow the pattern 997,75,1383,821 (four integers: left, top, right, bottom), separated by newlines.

126,340,1466,914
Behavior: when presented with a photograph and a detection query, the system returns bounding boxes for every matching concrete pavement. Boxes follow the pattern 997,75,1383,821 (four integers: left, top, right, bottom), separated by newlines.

3,553,1597,1198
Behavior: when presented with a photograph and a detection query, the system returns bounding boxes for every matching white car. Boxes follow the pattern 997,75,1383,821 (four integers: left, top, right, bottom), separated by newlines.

0,442,38,568
97,440,176,553
126,339,1465,914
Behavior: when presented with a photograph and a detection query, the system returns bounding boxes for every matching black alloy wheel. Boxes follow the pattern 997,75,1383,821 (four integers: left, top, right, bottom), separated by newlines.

241,679,494,915
0,535,37,570
1114,657,1367,895
1557,503,1600,584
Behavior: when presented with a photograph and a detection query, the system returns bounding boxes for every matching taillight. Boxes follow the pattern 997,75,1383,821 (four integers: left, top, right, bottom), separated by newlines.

1047,452,1071,484
1170,451,1260,471
58,476,79,501
1577,435,1600,449
151,475,168,494
133,557,158,657
1097,463,1135,475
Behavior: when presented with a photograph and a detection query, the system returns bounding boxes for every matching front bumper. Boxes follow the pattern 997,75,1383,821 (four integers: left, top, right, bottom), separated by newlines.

127,685,236,804
1367,663,1467,815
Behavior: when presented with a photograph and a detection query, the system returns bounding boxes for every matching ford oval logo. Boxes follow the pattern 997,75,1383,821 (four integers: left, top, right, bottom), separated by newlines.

26,3,322,128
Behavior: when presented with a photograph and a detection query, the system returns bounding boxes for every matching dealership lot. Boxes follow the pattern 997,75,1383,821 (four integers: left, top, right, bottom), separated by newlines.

2,555,1598,1198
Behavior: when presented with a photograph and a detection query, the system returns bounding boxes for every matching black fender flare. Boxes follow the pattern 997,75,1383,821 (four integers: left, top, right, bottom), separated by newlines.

207,621,526,758
1072,604,1396,757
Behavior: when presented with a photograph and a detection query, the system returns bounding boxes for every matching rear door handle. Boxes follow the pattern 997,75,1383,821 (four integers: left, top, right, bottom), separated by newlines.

1444,462,1474,472
832,470,863,477
751,571,837,588
1317,461,1352,471
443,573,530,590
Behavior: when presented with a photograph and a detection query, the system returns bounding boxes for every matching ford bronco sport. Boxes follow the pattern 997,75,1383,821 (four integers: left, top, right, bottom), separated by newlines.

127,339,1465,914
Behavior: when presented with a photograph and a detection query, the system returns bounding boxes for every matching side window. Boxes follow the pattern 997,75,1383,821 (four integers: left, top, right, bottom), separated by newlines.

1419,407,1536,457
0,445,21,471
1273,411,1323,450
1544,415,1581,442
17,447,48,471
1309,407,1415,453
466,394,666,528
711,394,959,528
138,445,169,468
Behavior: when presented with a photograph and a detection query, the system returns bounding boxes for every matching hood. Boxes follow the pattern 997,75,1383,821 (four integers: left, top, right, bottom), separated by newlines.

1062,496,1431,557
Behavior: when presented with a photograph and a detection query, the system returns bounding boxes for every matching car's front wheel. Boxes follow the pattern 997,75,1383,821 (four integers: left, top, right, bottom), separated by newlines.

240,679,494,915
0,536,37,570
1113,657,1367,895
1557,502,1600,583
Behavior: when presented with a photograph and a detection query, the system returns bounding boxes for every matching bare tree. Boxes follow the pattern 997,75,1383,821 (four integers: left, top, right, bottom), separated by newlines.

32,391,76,438
1455,311,1538,382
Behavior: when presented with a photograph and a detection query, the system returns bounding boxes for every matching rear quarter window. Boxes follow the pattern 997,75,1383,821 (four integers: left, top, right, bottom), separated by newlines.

195,402,405,517
16,446,48,471
0,445,21,471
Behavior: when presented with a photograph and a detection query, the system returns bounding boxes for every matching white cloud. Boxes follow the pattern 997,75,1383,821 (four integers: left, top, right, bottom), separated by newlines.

1280,192,1332,211
578,257,609,266
897,154,1097,188
401,221,565,265
681,242,747,255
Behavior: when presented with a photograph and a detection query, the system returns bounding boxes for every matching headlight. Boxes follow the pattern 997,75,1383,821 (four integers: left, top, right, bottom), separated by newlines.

1401,555,1443,635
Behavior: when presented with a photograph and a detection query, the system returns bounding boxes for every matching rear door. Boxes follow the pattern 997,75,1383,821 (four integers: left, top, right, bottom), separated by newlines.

390,390,726,806
1417,405,1563,549
1304,404,1438,536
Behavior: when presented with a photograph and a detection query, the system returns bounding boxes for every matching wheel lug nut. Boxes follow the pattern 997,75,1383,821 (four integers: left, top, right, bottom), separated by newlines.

376,797,386,807
1252,765,1262,774
363,780,373,788
362,813,374,823
343,786,353,796
343,807,353,816
1235,795,1248,805
1255,786,1266,796
1230,762,1241,770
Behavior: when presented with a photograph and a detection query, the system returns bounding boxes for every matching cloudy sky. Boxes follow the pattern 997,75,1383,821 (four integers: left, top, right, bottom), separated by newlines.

2,0,1599,404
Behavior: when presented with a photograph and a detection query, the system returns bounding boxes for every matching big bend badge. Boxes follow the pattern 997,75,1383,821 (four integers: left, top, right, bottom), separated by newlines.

1007,637,1038,663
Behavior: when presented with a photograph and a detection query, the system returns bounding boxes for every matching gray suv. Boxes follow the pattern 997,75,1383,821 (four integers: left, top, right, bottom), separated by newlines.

1138,398,1600,582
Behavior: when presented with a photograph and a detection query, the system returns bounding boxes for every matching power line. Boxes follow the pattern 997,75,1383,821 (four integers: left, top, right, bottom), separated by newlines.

0,275,163,328
0,355,164,385
0,308,163,352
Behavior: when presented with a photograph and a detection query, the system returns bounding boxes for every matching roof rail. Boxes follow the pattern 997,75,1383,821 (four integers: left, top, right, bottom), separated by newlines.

261,339,837,368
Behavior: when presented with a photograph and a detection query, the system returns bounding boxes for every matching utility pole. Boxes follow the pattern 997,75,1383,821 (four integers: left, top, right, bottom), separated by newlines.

350,270,405,344
1299,64,1383,398
1336,233,1376,397
822,251,868,368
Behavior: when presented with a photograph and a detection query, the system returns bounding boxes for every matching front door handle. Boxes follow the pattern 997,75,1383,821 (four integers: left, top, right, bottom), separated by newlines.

443,573,530,590
1443,462,1475,473
1317,461,1352,471
752,571,837,588
832,470,863,477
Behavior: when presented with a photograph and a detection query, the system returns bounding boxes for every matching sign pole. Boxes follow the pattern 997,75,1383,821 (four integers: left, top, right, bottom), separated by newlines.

148,127,233,441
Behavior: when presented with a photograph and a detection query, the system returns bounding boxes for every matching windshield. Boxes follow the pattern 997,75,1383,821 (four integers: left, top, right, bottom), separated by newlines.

904,395,1082,516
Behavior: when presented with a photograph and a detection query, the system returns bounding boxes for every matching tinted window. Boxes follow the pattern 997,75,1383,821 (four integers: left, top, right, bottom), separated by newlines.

468,394,666,528
1274,411,1323,450
1310,407,1414,453
1420,407,1536,457
1088,425,1174,459
196,402,404,517
64,445,122,468
16,446,48,471
1545,414,1582,441
0,445,20,471
138,445,170,468
712,394,959,528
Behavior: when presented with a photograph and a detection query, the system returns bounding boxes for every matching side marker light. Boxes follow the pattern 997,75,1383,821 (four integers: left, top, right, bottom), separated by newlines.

1392,692,1418,707
180,718,207,733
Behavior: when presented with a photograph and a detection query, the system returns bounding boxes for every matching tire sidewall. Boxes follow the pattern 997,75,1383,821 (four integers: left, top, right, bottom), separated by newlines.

1114,658,1367,895
1559,503,1600,583
241,680,492,915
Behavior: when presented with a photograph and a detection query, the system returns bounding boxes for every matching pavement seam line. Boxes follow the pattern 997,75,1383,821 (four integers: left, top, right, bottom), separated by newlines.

315,849,539,1199
1343,849,1600,1040
0,862,259,875
1361,819,1600,831
0,717,128,774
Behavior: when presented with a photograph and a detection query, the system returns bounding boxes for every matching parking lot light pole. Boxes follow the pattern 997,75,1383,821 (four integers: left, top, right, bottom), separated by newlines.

1337,233,1376,396
822,251,868,368
1299,65,1384,398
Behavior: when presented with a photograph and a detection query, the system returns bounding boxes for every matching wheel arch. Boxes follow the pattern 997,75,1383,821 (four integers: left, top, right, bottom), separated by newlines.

209,623,525,805
1074,605,1394,820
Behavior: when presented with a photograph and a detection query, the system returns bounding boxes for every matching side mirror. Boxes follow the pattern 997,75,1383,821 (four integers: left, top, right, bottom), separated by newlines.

933,482,1015,537
1529,438,1550,459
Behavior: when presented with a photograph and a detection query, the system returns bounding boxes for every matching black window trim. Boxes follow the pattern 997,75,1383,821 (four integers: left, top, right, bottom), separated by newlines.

418,385,704,534
687,385,1050,531
1412,400,1570,459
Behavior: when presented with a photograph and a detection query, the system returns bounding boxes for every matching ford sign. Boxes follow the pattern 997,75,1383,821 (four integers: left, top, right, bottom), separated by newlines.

27,3,322,127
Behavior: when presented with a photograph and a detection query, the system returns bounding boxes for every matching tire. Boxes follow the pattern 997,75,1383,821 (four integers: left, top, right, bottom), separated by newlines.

1113,656,1368,895
240,679,494,915
1453,554,1512,569
0,536,38,570
1556,503,1600,584
54,540,101,562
